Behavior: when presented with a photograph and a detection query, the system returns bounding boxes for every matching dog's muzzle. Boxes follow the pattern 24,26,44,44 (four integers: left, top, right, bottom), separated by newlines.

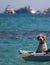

39,37,43,42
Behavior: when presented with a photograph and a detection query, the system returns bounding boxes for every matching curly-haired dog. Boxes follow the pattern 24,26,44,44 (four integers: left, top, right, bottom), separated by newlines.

36,34,47,53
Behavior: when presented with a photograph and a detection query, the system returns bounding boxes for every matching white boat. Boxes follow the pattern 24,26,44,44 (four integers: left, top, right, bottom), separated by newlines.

19,50,50,61
4,5,15,14
27,6,37,14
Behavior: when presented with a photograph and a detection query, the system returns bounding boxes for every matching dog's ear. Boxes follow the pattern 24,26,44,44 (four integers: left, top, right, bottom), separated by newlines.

36,35,39,40
36,34,42,40
43,35,46,40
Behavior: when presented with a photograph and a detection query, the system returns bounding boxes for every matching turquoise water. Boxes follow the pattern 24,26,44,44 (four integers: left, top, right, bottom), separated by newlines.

0,14,50,65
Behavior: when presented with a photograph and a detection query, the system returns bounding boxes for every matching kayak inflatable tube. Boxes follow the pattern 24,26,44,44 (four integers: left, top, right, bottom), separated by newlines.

19,50,50,61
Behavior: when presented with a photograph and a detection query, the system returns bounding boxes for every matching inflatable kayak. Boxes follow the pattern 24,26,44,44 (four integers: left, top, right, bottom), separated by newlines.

19,50,50,61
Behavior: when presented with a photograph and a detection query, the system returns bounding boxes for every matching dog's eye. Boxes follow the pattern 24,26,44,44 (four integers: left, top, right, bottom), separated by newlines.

42,36,46,40
44,38,45,40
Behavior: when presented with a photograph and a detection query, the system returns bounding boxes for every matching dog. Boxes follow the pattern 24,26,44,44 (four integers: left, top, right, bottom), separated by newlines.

36,33,47,53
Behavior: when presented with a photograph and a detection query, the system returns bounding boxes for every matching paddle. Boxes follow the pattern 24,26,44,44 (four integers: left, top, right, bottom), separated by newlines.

19,52,34,57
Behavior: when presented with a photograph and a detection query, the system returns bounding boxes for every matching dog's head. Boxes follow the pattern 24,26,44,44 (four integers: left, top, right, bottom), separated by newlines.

37,34,46,43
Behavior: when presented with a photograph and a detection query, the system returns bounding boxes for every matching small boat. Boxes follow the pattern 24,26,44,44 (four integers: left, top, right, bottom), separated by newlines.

4,5,15,14
19,50,50,61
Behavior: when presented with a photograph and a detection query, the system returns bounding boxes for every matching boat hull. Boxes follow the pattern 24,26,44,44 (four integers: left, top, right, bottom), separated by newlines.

19,50,50,61
23,55,50,61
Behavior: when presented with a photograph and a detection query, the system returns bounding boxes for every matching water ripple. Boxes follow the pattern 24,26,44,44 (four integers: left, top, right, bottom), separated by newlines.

0,30,50,39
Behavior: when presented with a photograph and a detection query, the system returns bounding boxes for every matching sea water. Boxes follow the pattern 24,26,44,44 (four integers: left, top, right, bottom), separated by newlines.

0,13,50,65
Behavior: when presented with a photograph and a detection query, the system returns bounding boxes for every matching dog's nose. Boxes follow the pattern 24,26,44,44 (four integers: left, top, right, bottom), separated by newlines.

39,38,42,41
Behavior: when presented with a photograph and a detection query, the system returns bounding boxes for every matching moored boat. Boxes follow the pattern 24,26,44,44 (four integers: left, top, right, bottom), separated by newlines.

4,5,15,14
